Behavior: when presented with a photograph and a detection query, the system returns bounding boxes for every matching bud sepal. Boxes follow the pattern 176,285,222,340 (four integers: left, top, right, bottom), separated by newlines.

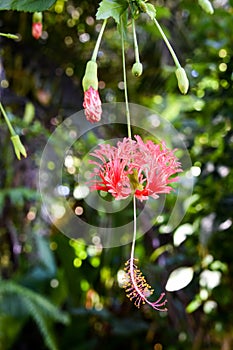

82,61,98,91
175,67,189,94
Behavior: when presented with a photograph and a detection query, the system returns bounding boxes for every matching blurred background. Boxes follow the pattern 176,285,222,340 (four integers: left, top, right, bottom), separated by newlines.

0,0,233,349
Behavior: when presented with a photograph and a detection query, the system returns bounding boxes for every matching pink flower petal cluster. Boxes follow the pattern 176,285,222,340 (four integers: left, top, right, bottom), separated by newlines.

83,86,102,123
32,22,42,40
89,135,182,201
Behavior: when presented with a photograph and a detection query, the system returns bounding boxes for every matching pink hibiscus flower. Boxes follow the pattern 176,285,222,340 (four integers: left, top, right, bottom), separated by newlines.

89,135,182,200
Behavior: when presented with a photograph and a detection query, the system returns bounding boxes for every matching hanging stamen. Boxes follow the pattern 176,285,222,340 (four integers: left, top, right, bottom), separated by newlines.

123,258,167,311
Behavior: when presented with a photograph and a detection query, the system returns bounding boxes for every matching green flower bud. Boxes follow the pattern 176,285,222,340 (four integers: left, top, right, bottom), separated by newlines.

82,60,98,91
32,12,43,23
132,62,143,77
198,0,214,15
175,67,189,94
11,135,27,160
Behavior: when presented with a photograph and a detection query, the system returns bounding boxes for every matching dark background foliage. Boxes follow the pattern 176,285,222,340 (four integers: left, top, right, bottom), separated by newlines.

0,1,233,349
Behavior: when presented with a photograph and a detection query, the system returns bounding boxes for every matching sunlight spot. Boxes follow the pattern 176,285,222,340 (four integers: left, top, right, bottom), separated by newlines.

117,269,126,287
51,204,66,219
173,223,194,246
73,185,89,199
57,185,70,196
200,288,209,300
79,33,90,43
50,241,58,251
203,300,217,314
73,257,82,268
218,49,227,58
217,165,230,177
75,206,84,215
219,63,227,72
50,279,59,288
200,270,221,289
191,166,201,177
219,218,232,231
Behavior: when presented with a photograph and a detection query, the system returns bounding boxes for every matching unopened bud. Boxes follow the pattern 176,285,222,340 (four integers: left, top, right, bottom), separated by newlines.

132,62,143,77
175,67,189,94
11,135,27,160
82,60,98,91
198,0,214,15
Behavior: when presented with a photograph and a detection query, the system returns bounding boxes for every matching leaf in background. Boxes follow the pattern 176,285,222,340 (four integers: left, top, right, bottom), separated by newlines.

0,0,56,12
165,267,194,292
96,0,128,24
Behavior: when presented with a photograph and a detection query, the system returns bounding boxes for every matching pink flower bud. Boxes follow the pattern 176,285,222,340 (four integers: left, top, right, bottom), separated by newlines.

32,12,43,39
83,86,102,123
32,22,42,40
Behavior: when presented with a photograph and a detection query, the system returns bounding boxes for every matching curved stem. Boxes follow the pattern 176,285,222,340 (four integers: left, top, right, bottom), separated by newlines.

132,18,140,63
120,16,132,139
153,18,181,68
91,19,107,62
0,102,16,136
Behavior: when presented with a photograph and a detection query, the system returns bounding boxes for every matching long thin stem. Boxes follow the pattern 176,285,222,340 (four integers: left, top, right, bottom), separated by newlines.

130,195,137,263
120,16,132,139
153,18,181,68
132,18,140,63
91,19,107,62
0,102,16,136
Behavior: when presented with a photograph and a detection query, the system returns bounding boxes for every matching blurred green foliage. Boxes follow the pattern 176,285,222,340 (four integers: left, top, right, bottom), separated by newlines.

0,1,233,349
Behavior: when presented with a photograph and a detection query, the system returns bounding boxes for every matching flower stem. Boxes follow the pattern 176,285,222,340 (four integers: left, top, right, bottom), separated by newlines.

153,18,181,68
91,19,107,62
0,102,16,136
130,195,137,263
132,18,140,64
0,32,19,40
120,16,132,139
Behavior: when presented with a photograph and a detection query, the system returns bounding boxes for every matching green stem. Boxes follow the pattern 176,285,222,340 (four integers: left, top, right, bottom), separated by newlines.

91,19,107,62
120,17,132,139
0,102,16,136
153,18,181,68
132,18,140,63
0,32,19,40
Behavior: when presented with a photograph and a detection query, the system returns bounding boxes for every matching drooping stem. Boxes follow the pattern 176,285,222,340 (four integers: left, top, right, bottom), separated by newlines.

132,18,140,64
120,16,132,139
91,19,107,62
0,102,16,136
153,18,181,68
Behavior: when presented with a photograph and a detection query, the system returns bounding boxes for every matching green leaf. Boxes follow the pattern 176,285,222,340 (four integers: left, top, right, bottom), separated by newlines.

96,0,128,24
0,0,56,12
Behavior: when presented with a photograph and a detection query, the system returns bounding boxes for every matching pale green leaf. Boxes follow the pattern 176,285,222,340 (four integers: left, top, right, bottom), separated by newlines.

96,0,128,24
0,0,56,12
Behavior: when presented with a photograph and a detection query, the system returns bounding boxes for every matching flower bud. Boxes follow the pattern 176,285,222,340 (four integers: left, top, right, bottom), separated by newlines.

32,12,43,39
198,0,214,14
11,135,27,160
83,86,102,123
132,62,143,77
82,60,98,91
175,67,189,94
